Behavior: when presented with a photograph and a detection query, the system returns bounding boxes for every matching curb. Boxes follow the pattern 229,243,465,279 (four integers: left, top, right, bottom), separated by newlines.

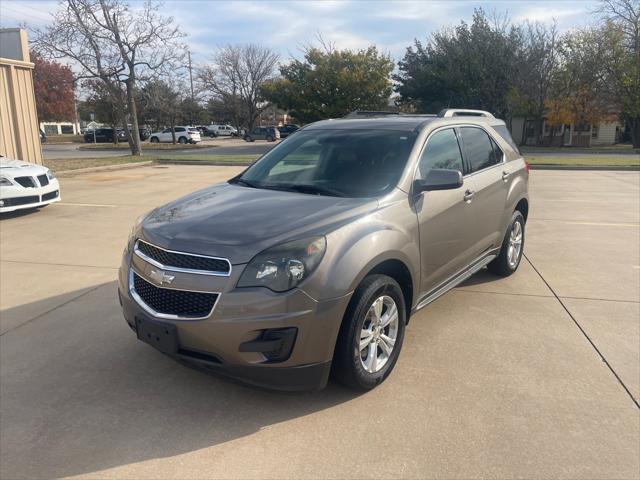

154,159,253,167
55,161,152,177
529,164,640,171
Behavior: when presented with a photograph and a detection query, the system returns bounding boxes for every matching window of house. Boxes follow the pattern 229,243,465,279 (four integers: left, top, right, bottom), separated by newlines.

592,126,599,138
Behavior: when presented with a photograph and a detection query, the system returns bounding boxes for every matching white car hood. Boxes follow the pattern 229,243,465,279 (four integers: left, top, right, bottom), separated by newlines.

0,157,49,178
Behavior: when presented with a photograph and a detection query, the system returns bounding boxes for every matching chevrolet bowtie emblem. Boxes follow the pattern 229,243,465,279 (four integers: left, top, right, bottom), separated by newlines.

148,269,175,286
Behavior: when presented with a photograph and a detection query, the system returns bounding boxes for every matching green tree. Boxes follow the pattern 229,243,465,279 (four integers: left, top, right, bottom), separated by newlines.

262,45,394,123
139,80,183,143
545,25,619,137
84,80,126,144
394,10,520,120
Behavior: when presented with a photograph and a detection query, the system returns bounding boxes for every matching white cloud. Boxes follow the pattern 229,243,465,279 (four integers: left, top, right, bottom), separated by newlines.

514,6,584,23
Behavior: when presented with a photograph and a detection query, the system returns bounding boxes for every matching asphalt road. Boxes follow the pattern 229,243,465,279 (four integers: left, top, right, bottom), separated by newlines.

43,139,275,159
1,167,638,479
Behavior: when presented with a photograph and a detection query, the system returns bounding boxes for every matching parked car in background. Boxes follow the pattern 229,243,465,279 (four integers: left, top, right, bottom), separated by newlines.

195,126,217,138
84,128,127,143
39,129,46,144
278,124,300,138
137,128,150,141
149,127,201,144
119,109,529,391
244,126,280,142
0,156,61,213
209,124,238,137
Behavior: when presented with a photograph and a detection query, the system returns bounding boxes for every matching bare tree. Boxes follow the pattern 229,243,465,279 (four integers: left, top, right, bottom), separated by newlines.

596,0,640,147
200,44,279,131
511,22,560,144
34,0,185,155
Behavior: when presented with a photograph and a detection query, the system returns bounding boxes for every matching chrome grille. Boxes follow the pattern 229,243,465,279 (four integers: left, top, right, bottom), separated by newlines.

135,239,231,275
131,271,218,319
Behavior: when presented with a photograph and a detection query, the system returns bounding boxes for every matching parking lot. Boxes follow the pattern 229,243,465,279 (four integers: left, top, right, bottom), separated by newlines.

1,166,638,478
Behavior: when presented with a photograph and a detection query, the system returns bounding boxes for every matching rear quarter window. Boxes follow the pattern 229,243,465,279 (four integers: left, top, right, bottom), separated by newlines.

492,125,520,154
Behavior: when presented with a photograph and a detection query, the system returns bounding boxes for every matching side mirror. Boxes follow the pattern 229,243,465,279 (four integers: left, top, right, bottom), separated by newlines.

413,168,463,193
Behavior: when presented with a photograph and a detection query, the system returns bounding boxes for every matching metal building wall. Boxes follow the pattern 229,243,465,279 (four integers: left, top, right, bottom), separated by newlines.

0,29,43,165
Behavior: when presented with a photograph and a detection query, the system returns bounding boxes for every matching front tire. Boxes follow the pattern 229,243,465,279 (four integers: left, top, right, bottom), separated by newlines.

488,210,525,277
333,274,406,391
150,137,159,143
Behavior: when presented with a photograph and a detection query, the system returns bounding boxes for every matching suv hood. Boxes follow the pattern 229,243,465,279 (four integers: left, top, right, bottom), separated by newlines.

140,183,377,264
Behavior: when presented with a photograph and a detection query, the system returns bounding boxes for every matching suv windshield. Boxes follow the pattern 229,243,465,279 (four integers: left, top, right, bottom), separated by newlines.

234,129,416,197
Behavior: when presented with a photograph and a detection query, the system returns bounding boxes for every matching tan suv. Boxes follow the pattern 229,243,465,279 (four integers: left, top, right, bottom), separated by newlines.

118,109,529,391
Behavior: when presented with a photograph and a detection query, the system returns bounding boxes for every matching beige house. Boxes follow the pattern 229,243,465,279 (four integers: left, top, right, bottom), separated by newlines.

0,28,43,164
511,116,621,147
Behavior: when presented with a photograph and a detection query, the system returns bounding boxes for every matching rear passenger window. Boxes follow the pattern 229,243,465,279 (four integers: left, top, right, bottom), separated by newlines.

460,127,500,173
417,129,464,179
492,125,520,153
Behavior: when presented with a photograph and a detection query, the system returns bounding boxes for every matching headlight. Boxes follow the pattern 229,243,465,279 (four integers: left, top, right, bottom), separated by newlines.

237,236,326,292
46,170,55,180
0,177,13,186
125,211,151,253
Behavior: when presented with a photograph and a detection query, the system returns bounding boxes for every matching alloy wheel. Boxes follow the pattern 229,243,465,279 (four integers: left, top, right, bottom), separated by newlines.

507,220,523,268
359,295,399,373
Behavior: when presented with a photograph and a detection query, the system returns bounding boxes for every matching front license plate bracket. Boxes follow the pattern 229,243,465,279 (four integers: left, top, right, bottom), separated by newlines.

136,317,178,355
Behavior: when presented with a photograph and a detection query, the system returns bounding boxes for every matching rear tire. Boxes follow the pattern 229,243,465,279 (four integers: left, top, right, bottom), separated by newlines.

266,135,274,142
488,210,525,277
178,136,187,144
333,274,406,391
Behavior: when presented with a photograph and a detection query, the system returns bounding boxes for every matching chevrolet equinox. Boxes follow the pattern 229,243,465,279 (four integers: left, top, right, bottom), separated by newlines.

118,109,529,391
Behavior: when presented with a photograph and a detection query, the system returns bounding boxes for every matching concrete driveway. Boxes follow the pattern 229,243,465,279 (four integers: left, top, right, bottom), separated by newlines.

1,166,638,479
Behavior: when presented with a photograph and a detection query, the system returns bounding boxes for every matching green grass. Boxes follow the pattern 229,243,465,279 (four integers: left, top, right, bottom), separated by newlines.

44,156,153,172
525,155,640,167
45,135,84,144
45,152,640,173
44,154,258,172
155,154,259,162
520,144,639,155
78,142,213,150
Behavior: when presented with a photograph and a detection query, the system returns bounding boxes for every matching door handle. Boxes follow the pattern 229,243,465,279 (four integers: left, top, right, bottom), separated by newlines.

502,170,510,181
463,189,475,203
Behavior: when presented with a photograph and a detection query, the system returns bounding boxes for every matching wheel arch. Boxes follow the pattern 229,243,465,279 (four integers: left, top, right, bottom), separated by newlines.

363,259,414,323
515,197,528,222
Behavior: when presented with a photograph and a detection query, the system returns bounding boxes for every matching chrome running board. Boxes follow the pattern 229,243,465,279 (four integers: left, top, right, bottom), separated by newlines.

414,250,498,312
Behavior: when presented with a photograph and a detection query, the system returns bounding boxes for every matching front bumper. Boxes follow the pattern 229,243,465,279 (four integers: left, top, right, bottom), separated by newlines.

0,180,61,213
118,253,351,391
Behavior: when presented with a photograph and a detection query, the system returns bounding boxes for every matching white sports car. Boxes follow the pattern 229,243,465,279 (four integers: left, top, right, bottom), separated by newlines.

0,157,61,213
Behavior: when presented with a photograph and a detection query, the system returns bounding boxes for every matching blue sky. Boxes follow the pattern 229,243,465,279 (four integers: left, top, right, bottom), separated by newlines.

1,0,598,65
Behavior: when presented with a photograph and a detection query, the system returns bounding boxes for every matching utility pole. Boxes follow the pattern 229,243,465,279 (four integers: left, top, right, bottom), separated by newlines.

188,51,194,126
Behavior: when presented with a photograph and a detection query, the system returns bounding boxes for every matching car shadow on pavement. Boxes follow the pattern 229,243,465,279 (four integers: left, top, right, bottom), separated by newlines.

458,267,501,288
0,281,360,478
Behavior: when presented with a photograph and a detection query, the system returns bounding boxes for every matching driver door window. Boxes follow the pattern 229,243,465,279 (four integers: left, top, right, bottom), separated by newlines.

417,128,464,179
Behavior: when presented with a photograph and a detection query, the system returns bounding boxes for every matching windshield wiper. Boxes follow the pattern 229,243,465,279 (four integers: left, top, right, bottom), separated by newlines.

279,184,346,197
231,178,260,188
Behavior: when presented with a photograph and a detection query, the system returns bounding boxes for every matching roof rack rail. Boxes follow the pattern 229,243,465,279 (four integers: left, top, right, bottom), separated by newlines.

343,111,401,118
437,109,495,118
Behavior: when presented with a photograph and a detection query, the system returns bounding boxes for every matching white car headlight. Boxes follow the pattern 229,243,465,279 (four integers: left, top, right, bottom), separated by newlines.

46,170,55,180
237,236,326,292
0,177,12,186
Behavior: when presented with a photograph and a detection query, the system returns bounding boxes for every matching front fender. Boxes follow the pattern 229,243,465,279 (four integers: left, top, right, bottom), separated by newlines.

302,195,420,303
